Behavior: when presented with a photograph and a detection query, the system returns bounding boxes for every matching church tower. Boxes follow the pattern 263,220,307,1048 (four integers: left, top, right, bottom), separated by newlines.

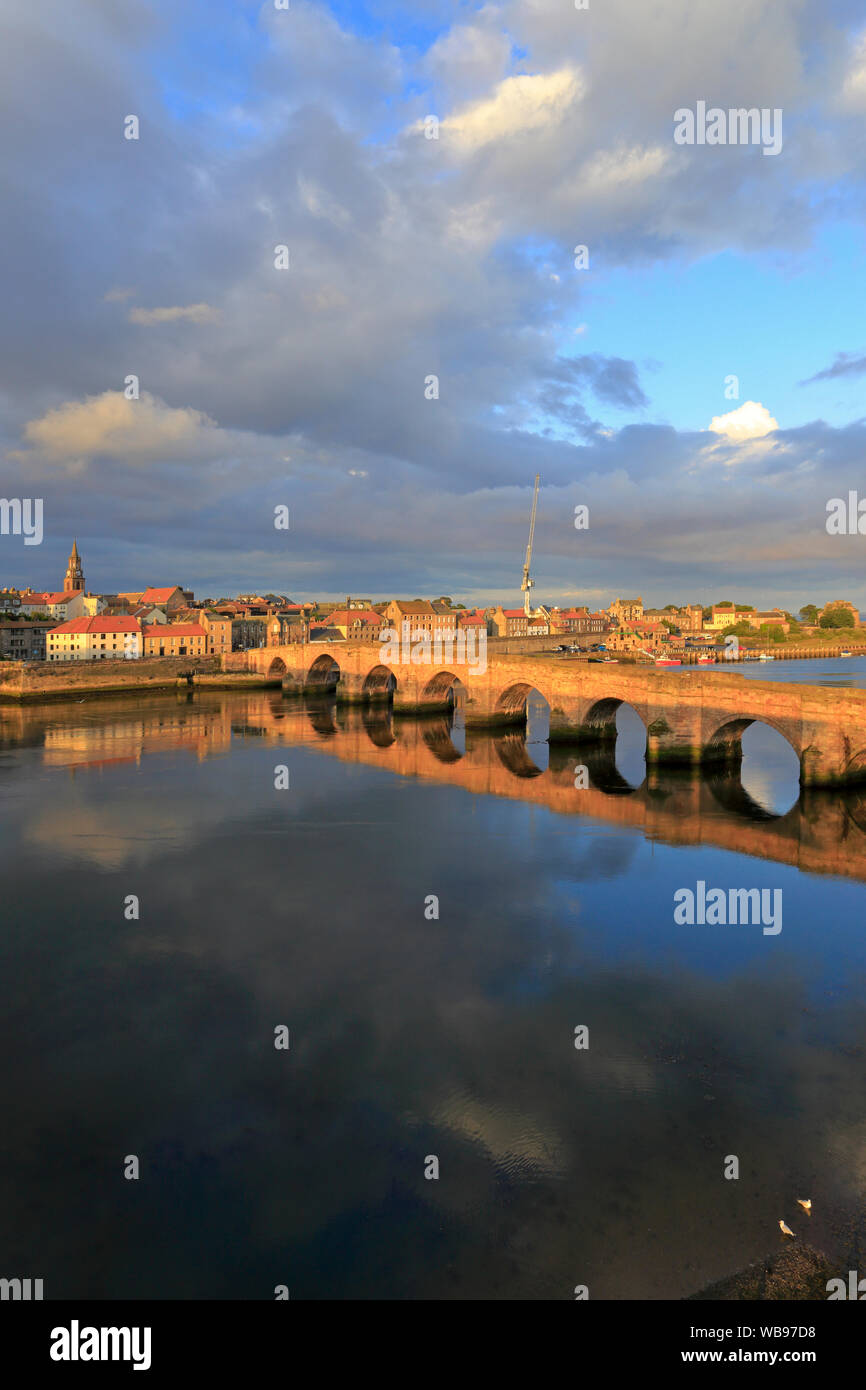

63,539,85,593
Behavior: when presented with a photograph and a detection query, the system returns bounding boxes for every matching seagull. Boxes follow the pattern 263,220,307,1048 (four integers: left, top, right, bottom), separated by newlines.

779,1220,795,1237
797,1199,811,1213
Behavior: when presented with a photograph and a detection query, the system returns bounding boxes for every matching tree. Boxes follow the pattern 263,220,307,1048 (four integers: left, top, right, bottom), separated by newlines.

799,604,818,623
722,621,753,637
820,608,855,629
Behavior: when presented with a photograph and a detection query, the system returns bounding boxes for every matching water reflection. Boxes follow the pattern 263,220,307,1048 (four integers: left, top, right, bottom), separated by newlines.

1,689,866,1301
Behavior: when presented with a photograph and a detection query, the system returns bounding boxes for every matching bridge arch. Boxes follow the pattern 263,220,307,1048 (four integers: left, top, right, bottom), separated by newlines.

267,656,287,678
583,695,648,736
305,653,340,692
421,670,467,707
362,664,397,700
494,681,552,719
703,716,801,765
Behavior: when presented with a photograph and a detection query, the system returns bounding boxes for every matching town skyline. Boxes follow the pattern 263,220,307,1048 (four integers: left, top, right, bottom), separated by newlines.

1,533,861,622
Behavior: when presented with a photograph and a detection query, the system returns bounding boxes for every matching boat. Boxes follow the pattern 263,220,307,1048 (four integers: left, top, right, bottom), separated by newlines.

655,657,681,666
757,652,773,661
841,649,852,658
697,654,715,664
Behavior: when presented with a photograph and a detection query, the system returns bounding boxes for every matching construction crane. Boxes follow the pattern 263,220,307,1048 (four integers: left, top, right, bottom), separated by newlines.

521,473,540,617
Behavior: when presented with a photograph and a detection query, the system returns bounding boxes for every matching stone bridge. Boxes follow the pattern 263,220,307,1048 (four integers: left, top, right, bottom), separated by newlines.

225,642,866,786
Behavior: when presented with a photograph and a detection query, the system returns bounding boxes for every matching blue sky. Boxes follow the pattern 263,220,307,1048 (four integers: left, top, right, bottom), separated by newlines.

2,0,866,609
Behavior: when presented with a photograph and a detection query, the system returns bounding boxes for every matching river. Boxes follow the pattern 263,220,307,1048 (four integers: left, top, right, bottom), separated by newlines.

1,663,864,1299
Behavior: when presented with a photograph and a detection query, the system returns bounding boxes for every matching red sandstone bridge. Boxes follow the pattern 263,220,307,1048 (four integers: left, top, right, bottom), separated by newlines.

226,642,866,787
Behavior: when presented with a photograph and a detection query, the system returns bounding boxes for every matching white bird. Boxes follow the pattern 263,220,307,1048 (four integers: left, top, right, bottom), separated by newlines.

779,1220,795,1237
797,1199,811,1213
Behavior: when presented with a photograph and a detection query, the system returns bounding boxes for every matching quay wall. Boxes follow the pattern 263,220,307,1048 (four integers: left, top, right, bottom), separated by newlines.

0,656,275,701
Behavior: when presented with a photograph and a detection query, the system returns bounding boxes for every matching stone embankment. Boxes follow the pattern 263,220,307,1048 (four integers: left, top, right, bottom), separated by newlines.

0,657,276,702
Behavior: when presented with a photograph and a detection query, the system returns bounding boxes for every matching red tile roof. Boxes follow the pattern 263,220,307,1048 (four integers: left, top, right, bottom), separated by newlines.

326,610,382,625
50,616,141,635
140,586,182,604
26,591,81,605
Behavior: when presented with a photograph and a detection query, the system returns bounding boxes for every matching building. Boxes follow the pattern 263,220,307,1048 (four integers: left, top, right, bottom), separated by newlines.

707,604,756,630
0,620,50,661
19,591,88,621
139,586,186,615
489,607,549,637
456,610,489,633
63,539,85,594
547,607,609,637
609,596,644,624
231,615,269,650
198,609,233,657
754,609,791,632
384,599,458,637
665,604,704,633
0,588,22,613
323,609,386,641
141,624,207,657
130,603,168,625
607,618,670,654
47,615,142,661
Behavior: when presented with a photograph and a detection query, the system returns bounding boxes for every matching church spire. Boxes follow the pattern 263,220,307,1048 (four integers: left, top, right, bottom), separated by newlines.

63,539,85,594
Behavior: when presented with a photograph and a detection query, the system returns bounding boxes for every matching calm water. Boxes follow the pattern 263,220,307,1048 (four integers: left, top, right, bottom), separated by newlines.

1,662,865,1300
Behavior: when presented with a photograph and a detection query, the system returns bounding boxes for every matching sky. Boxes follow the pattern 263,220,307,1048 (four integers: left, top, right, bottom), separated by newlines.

1,0,865,610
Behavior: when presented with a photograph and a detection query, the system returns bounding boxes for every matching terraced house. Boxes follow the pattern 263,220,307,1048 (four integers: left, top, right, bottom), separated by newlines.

47,615,142,660
141,623,207,658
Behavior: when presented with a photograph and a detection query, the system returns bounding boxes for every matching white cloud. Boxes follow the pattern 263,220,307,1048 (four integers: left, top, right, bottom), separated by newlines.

440,68,582,151
708,400,779,441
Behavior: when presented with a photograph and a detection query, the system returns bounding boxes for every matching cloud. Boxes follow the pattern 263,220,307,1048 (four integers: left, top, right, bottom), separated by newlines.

440,68,582,150
128,304,220,326
16,391,215,462
802,351,866,384
708,401,779,441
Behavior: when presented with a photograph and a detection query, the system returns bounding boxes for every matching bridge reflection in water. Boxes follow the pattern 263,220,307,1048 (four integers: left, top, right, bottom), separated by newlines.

237,691,866,886
6,686,861,883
